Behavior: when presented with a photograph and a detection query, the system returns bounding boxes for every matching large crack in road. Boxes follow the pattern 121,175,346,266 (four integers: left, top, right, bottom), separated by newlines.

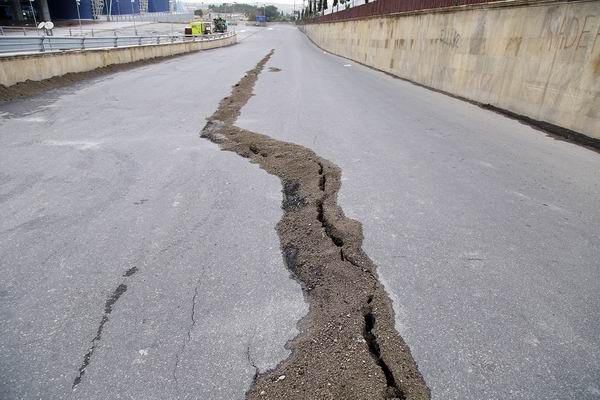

201,50,430,400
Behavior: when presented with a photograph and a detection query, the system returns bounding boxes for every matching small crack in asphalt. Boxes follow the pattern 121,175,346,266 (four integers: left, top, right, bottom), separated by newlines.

246,342,260,381
70,215,216,391
71,238,195,391
172,274,202,395
72,282,129,390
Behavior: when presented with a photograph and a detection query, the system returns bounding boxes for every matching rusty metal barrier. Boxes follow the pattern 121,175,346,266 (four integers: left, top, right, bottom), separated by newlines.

302,0,505,23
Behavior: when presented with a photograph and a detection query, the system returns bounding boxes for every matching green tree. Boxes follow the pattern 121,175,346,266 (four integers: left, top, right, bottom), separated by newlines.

209,3,261,15
194,9,203,16
323,0,328,11
317,0,322,12
264,5,279,19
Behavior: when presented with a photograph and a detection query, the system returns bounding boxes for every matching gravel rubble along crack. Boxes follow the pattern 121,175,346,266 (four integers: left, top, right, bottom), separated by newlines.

201,49,430,400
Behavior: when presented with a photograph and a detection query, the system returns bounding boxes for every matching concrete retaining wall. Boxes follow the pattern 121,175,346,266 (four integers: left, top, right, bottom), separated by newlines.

301,0,600,140
0,34,237,88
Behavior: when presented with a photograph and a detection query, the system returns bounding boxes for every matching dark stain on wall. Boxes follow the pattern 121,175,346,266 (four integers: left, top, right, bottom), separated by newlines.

593,53,600,76
506,37,523,56
469,16,487,54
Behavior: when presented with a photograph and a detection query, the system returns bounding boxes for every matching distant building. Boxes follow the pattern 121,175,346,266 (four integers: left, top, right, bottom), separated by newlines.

0,0,170,24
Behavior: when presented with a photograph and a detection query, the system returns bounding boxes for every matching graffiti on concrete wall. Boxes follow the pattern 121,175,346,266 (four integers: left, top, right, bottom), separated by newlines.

544,14,600,53
440,28,461,48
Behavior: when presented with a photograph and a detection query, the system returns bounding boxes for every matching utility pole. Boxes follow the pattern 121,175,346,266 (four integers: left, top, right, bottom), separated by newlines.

130,0,137,35
75,0,82,34
28,0,37,26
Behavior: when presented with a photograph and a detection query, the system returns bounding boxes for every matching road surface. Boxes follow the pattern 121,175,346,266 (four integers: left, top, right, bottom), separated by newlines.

0,28,306,400
1,25,599,399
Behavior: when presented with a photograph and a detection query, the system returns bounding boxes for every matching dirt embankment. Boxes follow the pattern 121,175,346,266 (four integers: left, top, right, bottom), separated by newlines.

0,51,199,103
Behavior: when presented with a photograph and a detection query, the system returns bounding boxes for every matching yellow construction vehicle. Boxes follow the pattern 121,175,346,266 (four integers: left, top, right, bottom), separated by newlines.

184,21,212,36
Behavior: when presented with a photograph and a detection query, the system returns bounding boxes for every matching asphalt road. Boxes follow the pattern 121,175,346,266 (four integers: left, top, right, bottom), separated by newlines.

0,27,306,400
237,26,600,400
1,24,599,400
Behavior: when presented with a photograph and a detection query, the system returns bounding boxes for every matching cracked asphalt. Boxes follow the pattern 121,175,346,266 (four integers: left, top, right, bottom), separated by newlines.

200,51,428,399
0,27,306,400
1,24,600,400
237,25,600,400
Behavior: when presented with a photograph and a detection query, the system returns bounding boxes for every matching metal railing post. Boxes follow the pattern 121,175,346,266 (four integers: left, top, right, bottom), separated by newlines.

81,37,85,50
114,36,118,47
40,37,45,52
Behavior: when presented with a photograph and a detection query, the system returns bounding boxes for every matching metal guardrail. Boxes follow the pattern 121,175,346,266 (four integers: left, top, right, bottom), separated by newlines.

0,14,194,37
1,25,191,38
0,32,234,55
66,27,179,37
0,26,42,36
